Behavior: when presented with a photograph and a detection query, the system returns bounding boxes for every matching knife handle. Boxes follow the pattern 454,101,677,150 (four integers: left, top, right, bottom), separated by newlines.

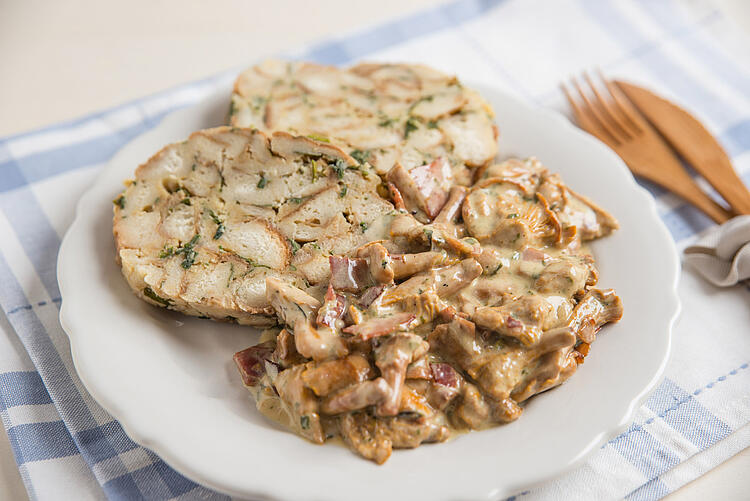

615,80,750,216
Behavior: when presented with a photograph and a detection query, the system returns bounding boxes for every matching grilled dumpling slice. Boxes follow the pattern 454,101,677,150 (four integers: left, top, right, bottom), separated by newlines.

113,127,395,325
230,60,499,186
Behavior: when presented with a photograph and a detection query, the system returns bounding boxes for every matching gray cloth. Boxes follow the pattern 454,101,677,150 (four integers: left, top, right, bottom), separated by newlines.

684,215,750,287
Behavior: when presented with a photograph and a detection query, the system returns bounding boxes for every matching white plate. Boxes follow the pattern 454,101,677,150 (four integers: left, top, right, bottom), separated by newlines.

58,81,680,501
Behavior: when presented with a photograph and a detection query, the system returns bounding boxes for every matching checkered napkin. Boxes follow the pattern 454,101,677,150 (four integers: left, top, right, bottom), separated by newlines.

1,0,749,499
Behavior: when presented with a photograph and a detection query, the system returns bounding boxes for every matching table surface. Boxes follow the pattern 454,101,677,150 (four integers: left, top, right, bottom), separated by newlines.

1,0,748,499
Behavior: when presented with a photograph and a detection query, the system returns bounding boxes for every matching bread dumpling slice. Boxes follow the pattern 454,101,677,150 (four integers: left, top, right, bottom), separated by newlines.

113,127,395,326
230,60,499,186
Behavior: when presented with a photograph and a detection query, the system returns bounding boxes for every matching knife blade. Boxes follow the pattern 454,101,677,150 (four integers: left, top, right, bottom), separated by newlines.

614,80,750,216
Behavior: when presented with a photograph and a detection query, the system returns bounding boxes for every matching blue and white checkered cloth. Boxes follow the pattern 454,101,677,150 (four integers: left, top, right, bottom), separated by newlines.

1,0,749,499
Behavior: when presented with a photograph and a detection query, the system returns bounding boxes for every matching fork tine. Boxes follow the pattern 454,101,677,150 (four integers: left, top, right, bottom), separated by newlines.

571,76,622,145
583,71,634,139
598,70,644,134
560,82,614,145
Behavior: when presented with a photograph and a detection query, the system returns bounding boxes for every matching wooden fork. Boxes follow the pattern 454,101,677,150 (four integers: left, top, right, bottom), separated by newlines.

561,72,732,224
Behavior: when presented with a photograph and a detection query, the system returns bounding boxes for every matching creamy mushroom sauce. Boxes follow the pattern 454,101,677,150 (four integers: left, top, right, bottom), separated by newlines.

234,157,623,464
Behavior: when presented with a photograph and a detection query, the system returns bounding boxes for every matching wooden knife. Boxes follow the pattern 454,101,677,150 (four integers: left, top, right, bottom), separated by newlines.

614,80,750,216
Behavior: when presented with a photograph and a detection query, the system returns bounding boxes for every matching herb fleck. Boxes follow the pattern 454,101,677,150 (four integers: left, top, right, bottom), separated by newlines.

113,195,126,209
143,287,171,306
159,246,175,258
300,415,310,430
288,238,301,254
257,173,268,189
339,185,348,198
378,117,395,127
180,234,200,269
404,117,419,138
332,159,346,179
207,209,225,240
218,245,271,269
307,134,330,143
350,149,371,165
251,95,267,111
359,222,368,233
427,120,439,129
506,213,519,219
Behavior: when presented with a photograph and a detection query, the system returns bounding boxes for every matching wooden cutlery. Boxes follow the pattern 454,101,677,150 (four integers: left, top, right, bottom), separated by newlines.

561,72,749,224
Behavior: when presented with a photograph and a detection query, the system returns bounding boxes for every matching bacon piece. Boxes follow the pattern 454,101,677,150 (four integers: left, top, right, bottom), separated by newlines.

359,285,385,308
386,159,451,221
328,256,371,292
342,312,416,340
430,363,460,388
233,341,276,387
316,285,346,329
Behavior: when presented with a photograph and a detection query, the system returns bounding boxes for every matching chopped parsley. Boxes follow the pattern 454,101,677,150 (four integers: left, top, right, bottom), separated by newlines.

332,159,346,179
378,117,395,127
257,173,268,189
350,149,371,165
218,245,270,269
159,246,175,258
339,185,348,198
250,95,267,111
408,94,434,113
113,195,126,209
506,213,519,219
157,235,199,268
307,134,330,143
219,170,226,192
404,117,419,138
289,197,302,204
180,198,191,206
143,287,171,306
288,238,301,254
180,234,200,269
207,209,225,240
359,222,368,233
490,263,503,275
300,415,310,430
426,120,439,129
